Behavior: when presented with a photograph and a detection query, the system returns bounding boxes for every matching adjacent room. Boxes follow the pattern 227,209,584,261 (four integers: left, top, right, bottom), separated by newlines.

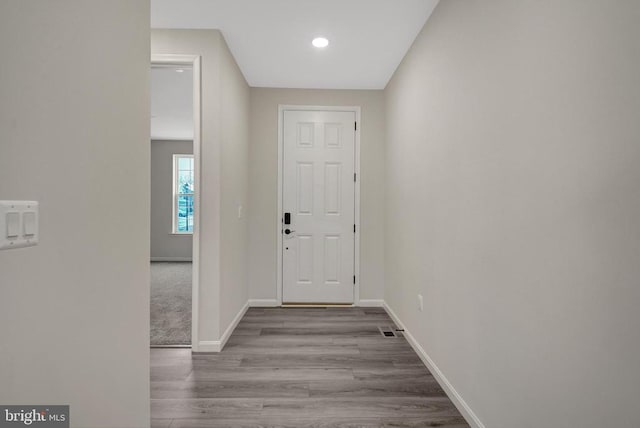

150,64,195,347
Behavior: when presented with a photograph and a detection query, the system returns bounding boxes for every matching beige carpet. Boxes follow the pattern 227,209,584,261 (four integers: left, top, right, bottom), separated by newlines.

150,262,191,346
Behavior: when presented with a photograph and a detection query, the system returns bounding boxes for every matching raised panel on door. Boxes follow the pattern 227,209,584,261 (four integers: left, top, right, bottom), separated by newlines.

296,162,314,215
324,162,342,216
324,123,342,148
297,122,315,147
296,235,313,284
282,109,356,304
323,234,341,284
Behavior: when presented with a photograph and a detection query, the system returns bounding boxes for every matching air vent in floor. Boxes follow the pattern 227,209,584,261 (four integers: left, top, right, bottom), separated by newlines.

378,326,397,338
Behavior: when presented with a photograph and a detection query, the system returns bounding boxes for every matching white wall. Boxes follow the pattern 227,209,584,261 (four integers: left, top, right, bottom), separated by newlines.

151,66,194,141
151,29,250,348
152,29,221,345
248,88,385,303
150,140,193,260
219,35,251,332
0,2,150,427
384,1,640,427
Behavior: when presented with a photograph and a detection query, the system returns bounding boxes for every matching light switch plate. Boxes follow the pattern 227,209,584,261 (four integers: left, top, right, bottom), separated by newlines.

0,201,39,250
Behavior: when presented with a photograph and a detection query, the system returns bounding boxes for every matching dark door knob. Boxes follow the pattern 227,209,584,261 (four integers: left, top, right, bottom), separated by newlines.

284,228,295,235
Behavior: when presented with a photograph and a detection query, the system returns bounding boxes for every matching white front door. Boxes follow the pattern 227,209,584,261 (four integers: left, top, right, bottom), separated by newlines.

282,109,356,304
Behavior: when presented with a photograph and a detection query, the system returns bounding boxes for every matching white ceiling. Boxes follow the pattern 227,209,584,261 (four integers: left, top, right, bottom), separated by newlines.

151,0,439,90
151,66,194,140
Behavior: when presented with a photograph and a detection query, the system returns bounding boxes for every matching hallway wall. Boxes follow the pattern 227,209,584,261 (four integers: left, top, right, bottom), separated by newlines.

384,1,640,427
219,34,251,333
151,29,250,349
0,1,150,426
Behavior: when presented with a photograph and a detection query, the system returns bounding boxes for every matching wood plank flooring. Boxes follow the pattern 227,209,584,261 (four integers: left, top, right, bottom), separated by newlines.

151,307,469,428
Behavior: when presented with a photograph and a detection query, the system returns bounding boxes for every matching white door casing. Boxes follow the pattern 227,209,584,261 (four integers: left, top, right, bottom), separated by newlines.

281,109,357,304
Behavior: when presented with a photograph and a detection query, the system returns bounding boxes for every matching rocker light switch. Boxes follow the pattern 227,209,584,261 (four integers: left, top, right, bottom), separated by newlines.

23,211,37,236
6,212,20,238
0,201,39,250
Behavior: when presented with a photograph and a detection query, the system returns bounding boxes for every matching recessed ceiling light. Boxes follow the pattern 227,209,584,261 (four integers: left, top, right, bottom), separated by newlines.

175,69,184,73
312,37,329,48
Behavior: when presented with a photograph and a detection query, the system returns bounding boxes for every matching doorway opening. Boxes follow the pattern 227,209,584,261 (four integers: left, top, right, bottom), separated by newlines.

150,56,202,348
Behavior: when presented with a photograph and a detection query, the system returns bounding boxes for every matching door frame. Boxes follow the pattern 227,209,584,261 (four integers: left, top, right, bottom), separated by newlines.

151,54,202,350
277,105,361,306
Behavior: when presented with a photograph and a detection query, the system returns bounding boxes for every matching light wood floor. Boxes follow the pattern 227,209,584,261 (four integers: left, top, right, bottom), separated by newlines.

151,307,469,428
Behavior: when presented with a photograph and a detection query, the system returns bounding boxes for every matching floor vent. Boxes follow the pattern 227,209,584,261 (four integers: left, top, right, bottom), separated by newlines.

378,326,397,338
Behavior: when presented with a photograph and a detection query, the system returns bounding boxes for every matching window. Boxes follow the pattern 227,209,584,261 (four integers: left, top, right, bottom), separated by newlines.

173,154,194,234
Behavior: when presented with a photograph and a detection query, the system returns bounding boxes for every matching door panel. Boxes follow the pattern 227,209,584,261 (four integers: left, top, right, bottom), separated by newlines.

282,110,355,303
296,162,314,214
296,234,314,284
324,163,342,215
323,235,341,284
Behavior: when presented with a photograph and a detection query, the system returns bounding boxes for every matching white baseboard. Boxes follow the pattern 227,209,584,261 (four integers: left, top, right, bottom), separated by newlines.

150,257,193,262
356,299,384,307
383,302,485,428
219,300,249,350
195,301,249,352
194,340,219,352
247,299,386,307
248,299,279,307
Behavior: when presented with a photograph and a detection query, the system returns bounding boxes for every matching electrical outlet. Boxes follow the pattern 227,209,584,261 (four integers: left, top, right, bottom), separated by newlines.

418,294,423,312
